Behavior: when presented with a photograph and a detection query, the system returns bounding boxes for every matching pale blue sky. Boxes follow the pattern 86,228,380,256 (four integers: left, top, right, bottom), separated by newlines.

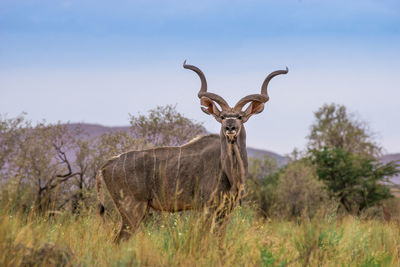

1,0,399,154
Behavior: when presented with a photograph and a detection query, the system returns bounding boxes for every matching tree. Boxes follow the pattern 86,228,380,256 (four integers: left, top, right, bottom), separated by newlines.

7,122,81,212
1,117,96,213
311,147,399,213
307,103,380,157
307,103,399,213
0,114,26,173
129,105,206,147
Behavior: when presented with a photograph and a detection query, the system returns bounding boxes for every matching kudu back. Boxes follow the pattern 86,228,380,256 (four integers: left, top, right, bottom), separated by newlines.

96,61,288,241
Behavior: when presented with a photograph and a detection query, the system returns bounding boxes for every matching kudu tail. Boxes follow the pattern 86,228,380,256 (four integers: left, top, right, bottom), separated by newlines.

96,169,105,216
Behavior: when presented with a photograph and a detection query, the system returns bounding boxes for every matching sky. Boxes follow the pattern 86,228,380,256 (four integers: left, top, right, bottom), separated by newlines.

1,0,399,155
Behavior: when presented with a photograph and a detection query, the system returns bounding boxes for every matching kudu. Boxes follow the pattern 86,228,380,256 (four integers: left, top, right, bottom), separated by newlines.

96,61,288,241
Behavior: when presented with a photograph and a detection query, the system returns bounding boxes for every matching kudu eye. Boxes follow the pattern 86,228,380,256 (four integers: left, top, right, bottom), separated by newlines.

238,116,242,120
220,116,225,120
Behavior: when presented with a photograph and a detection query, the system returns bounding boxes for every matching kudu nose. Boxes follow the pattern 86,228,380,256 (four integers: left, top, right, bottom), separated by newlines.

225,126,236,132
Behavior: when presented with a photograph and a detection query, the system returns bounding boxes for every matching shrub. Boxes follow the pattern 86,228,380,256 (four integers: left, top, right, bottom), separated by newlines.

246,156,279,217
274,160,330,218
311,147,399,213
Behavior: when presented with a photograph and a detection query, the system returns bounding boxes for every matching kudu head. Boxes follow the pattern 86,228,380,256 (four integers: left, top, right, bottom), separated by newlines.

183,60,288,143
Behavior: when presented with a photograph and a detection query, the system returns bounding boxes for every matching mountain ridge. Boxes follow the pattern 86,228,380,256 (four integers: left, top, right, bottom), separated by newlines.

66,123,288,165
66,123,399,184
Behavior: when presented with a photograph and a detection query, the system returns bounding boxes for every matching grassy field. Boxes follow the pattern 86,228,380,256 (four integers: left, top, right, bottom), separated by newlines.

1,202,400,267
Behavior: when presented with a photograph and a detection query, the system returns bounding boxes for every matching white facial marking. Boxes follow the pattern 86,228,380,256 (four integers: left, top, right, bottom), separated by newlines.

226,131,237,141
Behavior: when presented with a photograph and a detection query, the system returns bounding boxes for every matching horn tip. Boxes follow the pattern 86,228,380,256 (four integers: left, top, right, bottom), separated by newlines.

183,60,187,68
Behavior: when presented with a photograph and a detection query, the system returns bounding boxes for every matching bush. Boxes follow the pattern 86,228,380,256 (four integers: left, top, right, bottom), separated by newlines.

274,160,330,218
246,156,279,217
246,157,331,219
246,174,279,217
311,147,399,213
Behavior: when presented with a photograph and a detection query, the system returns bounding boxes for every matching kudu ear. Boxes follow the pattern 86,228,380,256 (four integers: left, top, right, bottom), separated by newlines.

200,97,222,122
242,101,265,122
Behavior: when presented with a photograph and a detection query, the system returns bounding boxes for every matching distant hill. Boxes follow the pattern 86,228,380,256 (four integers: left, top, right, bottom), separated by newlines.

381,153,400,164
247,147,288,167
67,123,287,166
380,153,400,186
66,123,398,184
65,123,130,139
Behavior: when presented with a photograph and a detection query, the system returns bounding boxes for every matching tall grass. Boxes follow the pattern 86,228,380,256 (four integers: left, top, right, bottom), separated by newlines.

1,201,400,266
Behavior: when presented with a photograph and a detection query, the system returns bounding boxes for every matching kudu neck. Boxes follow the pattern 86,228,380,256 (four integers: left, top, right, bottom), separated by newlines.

220,126,248,189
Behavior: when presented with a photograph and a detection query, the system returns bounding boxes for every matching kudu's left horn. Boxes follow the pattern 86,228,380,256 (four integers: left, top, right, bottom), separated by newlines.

233,67,289,111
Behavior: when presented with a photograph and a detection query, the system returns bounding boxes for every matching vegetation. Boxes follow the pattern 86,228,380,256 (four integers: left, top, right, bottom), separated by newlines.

245,103,399,218
307,103,399,213
246,155,279,217
1,103,400,266
1,201,400,266
0,105,205,215
129,104,206,146
307,103,380,157
311,147,398,213
274,160,330,219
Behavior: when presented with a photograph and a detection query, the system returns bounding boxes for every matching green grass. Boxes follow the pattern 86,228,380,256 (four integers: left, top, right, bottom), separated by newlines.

1,203,400,266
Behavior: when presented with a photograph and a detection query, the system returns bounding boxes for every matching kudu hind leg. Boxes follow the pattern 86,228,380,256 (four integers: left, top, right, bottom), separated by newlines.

114,200,149,243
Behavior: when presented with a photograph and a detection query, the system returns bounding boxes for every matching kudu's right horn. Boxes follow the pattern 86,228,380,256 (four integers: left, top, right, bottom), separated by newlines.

183,60,230,111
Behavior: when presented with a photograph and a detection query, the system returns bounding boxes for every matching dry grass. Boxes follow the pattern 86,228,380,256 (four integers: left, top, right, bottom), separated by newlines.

1,202,400,267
